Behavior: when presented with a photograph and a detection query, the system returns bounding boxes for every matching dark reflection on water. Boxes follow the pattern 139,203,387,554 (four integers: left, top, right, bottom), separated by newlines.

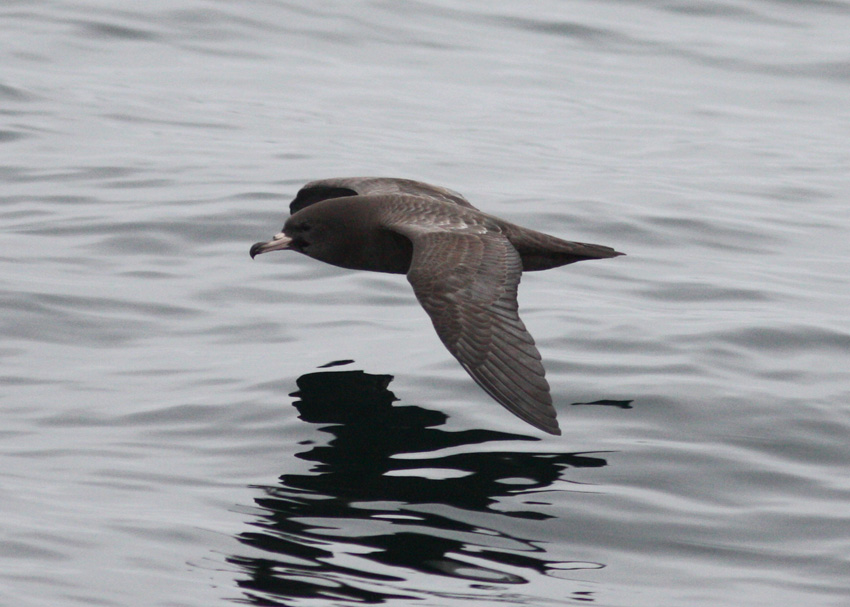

230,368,608,605
572,399,634,409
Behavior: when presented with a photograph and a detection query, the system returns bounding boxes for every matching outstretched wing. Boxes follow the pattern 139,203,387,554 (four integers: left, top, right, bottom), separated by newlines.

400,227,560,435
290,177,476,214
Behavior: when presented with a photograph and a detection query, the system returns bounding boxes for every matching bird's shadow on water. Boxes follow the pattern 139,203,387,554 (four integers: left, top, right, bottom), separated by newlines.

228,366,618,605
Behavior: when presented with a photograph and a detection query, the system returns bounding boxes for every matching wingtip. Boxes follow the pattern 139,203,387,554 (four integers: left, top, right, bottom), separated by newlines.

535,418,561,436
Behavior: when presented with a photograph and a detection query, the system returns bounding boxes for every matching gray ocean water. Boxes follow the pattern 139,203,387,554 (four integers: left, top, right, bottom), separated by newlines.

3,1,850,605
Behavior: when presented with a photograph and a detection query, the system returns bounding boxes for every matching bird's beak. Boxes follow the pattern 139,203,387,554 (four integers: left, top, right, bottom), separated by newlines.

250,232,293,258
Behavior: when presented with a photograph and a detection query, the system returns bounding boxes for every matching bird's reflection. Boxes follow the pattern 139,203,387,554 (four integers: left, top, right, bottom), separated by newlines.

230,367,611,605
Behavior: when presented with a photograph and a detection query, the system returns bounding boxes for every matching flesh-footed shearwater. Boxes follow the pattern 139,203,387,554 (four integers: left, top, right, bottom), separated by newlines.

250,177,623,435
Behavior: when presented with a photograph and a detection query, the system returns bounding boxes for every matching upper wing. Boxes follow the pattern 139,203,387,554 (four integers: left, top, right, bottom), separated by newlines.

290,177,476,214
399,227,560,435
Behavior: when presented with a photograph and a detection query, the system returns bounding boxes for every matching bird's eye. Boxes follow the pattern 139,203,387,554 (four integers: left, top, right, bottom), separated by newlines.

300,223,311,232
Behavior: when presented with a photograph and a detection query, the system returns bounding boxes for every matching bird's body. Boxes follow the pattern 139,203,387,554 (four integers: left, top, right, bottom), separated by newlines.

251,177,623,435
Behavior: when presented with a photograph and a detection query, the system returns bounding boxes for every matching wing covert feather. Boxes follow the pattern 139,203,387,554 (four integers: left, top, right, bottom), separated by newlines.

401,229,561,435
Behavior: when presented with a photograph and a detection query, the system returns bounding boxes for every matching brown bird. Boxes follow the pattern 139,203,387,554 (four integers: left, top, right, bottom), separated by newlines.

251,177,623,435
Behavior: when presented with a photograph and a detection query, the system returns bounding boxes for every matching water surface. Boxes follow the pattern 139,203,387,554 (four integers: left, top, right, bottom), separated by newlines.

2,1,849,605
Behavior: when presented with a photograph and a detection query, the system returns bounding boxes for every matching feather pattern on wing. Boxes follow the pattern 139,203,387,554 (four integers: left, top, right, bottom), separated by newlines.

290,177,476,215
397,225,560,435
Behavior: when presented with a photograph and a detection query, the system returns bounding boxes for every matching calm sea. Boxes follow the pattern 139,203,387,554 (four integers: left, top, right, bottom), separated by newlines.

3,1,849,605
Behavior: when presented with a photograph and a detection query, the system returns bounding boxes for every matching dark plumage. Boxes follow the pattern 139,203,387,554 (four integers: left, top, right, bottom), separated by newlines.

251,177,623,435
